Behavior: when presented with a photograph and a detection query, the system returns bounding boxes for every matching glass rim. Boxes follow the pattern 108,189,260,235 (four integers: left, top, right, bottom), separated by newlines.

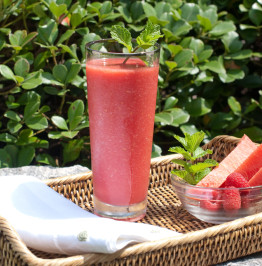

86,38,160,56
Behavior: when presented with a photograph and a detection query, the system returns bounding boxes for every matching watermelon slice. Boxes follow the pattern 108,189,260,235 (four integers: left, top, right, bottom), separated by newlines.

248,167,262,187
233,144,262,181
197,135,257,188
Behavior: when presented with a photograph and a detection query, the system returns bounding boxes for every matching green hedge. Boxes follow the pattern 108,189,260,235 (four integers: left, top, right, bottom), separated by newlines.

0,0,262,167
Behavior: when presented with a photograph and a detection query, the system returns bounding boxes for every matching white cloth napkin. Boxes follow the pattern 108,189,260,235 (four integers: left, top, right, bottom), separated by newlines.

0,175,179,255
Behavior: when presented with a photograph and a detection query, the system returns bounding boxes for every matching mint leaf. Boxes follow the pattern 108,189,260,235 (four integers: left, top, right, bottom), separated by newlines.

193,146,212,159
136,20,163,49
110,21,162,56
185,131,205,153
110,25,132,53
168,146,193,161
170,130,219,185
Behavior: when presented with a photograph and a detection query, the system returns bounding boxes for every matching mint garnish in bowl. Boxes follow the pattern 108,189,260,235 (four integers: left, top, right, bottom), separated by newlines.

169,131,218,185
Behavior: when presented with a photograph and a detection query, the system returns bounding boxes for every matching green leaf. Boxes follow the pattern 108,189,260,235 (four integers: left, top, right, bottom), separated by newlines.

0,65,17,82
185,97,212,117
57,29,75,45
209,21,236,36
194,168,211,184
100,1,112,15
36,153,56,166
0,133,16,143
193,147,212,159
189,38,204,56
65,63,81,84
181,3,200,22
234,126,262,142
4,110,21,122
51,116,68,130
155,112,173,124
61,131,79,138
4,145,18,167
225,49,253,60
18,146,35,166
110,25,132,53
197,15,212,31
136,20,163,49
152,143,162,158
174,49,193,68
167,44,183,56
71,13,82,28
48,131,63,139
22,72,42,90
0,150,12,168
169,146,193,161
25,114,48,130
189,160,218,173
168,19,192,37
200,56,226,74
219,69,245,83
164,96,178,110
198,48,213,62
7,121,22,134
170,108,190,126
222,31,243,53
58,44,79,61
38,19,58,45
68,100,84,130
249,3,262,26
117,5,132,23
200,5,217,26
142,2,157,17
184,131,205,153
23,92,41,120
165,61,177,70
172,159,189,167
49,2,67,20
209,112,233,130
53,64,68,83
62,139,84,165
228,96,241,115
14,58,30,77
172,170,196,185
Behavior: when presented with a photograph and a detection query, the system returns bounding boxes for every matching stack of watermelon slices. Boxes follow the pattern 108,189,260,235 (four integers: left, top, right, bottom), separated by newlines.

197,135,262,212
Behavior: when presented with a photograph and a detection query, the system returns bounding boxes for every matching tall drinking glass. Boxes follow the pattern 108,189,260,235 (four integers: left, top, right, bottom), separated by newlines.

86,39,160,221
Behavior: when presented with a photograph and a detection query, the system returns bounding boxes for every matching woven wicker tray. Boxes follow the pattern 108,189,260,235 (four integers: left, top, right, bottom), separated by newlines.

1,135,262,265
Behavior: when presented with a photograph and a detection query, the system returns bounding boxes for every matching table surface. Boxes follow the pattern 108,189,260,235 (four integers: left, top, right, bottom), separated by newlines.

0,165,261,265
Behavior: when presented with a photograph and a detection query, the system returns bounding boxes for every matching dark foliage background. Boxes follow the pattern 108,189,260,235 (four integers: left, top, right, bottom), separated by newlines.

0,0,261,168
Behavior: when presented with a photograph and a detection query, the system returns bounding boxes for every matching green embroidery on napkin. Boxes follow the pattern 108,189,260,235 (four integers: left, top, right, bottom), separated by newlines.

77,230,88,241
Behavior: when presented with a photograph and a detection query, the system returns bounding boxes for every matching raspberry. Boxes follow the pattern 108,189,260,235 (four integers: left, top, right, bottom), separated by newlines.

241,195,250,209
221,172,249,188
200,200,221,211
222,186,241,211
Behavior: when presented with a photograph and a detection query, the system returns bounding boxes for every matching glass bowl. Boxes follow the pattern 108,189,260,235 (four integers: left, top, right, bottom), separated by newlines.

171,175,262,224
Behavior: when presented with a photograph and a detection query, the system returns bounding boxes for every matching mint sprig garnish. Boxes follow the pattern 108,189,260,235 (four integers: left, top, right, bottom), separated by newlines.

110,25,133,53
110,20,163,53
169,131,218,185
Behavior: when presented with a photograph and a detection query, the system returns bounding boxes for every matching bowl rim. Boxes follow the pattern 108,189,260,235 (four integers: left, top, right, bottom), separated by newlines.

171,174,262,191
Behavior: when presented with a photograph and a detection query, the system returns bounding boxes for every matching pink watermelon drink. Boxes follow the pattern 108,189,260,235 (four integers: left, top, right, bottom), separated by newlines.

86,40,160,221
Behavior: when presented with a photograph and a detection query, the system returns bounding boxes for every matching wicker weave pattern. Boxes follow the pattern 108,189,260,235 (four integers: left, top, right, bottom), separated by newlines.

1,135,262,265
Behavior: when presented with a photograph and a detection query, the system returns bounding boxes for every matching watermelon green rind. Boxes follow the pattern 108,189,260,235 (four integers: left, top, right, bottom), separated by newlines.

197,135,257,188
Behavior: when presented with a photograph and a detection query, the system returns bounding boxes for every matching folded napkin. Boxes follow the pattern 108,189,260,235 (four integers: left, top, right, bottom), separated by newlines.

0,175,179,255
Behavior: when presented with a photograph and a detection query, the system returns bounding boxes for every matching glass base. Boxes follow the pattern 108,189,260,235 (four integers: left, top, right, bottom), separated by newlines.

93,196,147,222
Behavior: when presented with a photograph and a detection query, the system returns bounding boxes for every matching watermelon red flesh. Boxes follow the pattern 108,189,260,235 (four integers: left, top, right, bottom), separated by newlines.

197,135,257,188
233,144,262,181
248,167,262,186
